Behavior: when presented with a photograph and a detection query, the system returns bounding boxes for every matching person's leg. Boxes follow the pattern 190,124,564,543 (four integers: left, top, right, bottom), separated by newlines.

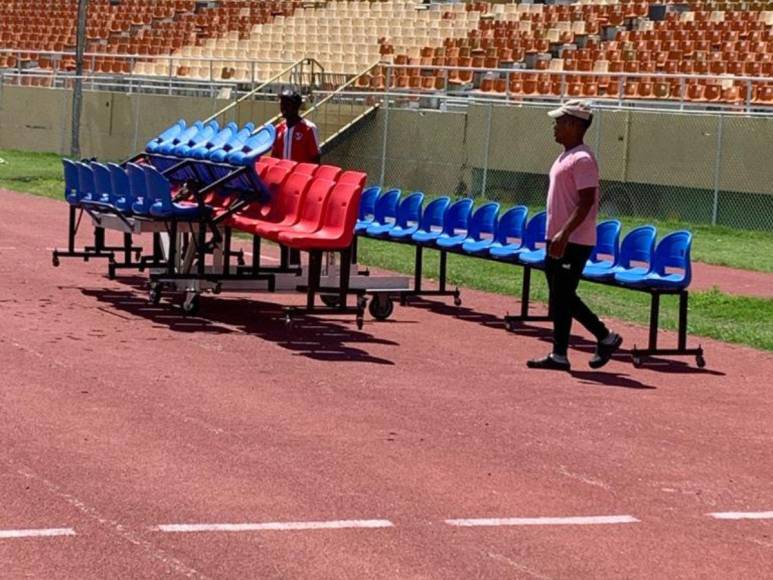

528,243,579,370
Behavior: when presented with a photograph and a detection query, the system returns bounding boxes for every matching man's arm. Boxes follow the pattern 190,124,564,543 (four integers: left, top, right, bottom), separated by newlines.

549,187,595,259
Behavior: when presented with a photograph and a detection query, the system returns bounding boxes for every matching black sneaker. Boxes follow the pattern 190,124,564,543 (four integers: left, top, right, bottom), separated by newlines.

527,354,571,372
589,333,623,369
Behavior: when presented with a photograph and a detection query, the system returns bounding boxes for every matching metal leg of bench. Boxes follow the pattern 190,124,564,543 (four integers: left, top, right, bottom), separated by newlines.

648,292,660,352
678,290,688,352
504,266,550,326
439,250,447,293
414,245,423,293
338,247,351,310
306,250,322,310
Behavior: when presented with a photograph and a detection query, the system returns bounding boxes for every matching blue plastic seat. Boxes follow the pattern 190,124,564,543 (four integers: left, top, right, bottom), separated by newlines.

484,205,528,257
584,225,656,281
108,163,133,214
366,191,424,238
412,198,473,246
225,123,276,167
75,162,98,205
146,166,208,219
172,122,221,157
583,220,622,274
391,196,450,241
153,121,204,156
361,188,400,237
489,211,546,262
188,123,238,159
129,163,153,215
457,202,501,253
83,162,117,209
614,230,692,289
145,119,186,154
63,158,82,205
354,186,382,233
435,202,499,251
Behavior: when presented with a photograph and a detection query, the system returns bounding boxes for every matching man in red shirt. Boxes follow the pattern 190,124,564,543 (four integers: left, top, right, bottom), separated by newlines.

272,90,321,163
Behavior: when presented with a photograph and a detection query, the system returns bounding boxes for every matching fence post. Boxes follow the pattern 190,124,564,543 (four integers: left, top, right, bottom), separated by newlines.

594,107,602,161
378,67,390,188
132,91,141,154
712,114,724,226
481,102,493,198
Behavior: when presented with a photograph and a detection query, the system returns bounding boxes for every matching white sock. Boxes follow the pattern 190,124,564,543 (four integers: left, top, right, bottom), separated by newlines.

550,353,569,364
601,332,618,346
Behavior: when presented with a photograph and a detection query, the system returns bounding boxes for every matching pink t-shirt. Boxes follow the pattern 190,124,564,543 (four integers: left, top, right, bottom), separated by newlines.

546,144,600,247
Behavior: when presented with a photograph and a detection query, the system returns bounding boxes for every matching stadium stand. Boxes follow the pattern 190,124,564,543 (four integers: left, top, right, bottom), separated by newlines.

1,0,770,104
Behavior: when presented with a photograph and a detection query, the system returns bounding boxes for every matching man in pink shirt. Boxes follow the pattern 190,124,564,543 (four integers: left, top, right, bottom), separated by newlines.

528,100,622,372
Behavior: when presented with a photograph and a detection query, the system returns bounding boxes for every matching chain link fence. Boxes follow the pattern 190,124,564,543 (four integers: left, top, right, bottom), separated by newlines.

325,93,773,231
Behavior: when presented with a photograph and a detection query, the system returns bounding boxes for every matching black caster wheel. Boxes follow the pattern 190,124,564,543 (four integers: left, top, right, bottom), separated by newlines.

84,256,90,262
182,293,199,315
356,315,364,330
454,295,462,307
212,283,222,295
284,313,294,330
108,266,116,280
696,354,706,368
321,294,341,308
505,320,516,332
368,294,394,321
52,254,60,267
237,254,246,266
632,356,643,369
148,288,161,305
135,250,142,260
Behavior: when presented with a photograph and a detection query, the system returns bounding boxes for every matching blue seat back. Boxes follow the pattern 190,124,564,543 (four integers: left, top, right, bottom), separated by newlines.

157,119,185,141
619,225,657,268
62,158,80,199
92,162,114,202
418,197,451,231
589,220,621,263
108,163,131,201
493,205,528,245
143,165,173,213
76,162,95,198
358,186,381,220
652,230,692,285
373,189,401,224
127,163,150,211
396,192,424,228
467,202,500,241
442,198,474,236
522,211,547,250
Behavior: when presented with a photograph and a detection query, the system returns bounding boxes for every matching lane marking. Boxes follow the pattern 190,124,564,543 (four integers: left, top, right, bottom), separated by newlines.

0,527,75,539
155,519,395,533
709,511,773,520
445,515,640,527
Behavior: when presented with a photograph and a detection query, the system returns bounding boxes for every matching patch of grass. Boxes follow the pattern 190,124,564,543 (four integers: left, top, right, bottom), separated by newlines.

0,149,64,200
358,238,773,352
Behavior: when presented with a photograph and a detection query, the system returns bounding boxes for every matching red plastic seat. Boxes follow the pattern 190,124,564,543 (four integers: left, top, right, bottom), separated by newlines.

293,162,318,176
278,182,363,251
258,178,336,242
338,171,367,187
275,159,298,171
228,165,291,230
249,172,314,239
314,164,342,181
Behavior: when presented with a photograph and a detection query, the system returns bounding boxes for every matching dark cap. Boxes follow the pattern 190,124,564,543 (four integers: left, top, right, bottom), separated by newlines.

279,89,302,107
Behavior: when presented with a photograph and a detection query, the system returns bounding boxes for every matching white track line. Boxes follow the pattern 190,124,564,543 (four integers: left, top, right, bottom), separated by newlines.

241,252,279,262
445,515,640,527
0,528,76,539
154,519,394,534
709,511,773,520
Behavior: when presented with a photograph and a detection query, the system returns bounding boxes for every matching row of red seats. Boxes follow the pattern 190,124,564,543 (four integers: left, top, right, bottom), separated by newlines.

226,158,366,252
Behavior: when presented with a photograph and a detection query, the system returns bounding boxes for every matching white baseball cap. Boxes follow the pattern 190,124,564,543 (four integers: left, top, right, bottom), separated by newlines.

548,99,593,121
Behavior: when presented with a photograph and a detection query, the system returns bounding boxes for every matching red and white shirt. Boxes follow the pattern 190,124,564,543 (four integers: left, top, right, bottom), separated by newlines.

272,118,320,163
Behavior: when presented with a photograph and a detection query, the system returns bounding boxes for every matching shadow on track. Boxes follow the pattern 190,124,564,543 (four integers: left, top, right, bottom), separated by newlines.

80,282,397,365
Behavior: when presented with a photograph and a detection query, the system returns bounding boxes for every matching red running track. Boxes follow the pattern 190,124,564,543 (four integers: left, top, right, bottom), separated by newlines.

1,190,772,579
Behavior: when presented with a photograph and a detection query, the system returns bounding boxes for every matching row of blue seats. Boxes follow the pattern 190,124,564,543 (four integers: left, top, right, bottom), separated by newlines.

142,119,276,195
355,187,693,290
64,159,205,220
